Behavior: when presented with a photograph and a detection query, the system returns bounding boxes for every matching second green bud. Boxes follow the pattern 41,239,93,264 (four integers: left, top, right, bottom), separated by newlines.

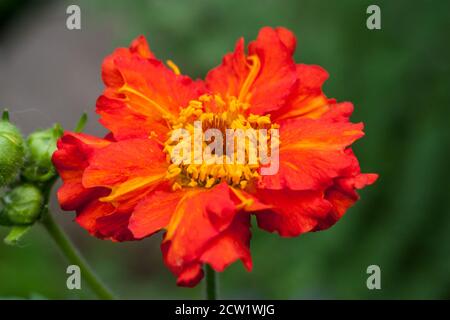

22,124,63,183
0,184,44,225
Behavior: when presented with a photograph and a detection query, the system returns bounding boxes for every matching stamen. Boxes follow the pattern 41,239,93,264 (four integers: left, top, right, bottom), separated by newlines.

238,55,261,103
163,93,277,190
172,182,182,191
166,60,181,75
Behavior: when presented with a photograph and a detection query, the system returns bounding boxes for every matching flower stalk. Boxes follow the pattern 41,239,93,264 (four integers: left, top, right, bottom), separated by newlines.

205,265,217,300
39,176,115,300
41,207,115,300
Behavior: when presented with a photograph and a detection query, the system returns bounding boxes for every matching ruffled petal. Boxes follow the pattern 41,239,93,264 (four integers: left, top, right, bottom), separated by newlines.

200,212,252,272
96,94,171,141
75,200,111,232
68,138,168,241
129,189,182,239
205,38,247,102
98,36,205,140
325,174,377,219
94,210,135,242
321,101,355,122
162,212,252,287
101,35,154,88
273,64,331,121
206,27,297,115
274,27,296,55
129,35,154,59
253,189,332,237
74,199,136,242
163,183,235,260
258,117,364,191
53,133,153,241
173,263,204,287
254,150,376,236
82,138,168,204
160,183,252,287
52,132,111,210
322,149,378,229
246,27,297,114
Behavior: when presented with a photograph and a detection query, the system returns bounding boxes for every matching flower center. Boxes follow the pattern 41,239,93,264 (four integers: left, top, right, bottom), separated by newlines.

163,94,279,190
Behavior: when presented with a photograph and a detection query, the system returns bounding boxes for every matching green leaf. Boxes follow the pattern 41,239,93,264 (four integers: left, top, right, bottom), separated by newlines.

53,123,64,138
75,112,88,133
2,109,9,121
4,225,33,246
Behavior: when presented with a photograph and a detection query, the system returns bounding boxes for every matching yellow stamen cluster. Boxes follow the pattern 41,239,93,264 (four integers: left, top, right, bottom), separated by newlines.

163,94,278,190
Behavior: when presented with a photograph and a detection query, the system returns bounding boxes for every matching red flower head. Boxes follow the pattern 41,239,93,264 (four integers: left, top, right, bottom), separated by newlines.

52,27,377,287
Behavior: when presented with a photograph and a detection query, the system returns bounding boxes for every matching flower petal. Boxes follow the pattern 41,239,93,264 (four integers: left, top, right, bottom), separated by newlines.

102,35,154,88
206,27,297,115
323,149,378,228
321,101,355,122
274,64,331,121
129,189,182,239
75,199,113,235
259,117,364,191
162,212,252,287
96,94,171,141
274,27,296,55
82,138,168,204
75,199,136,242
200,212,252,272
160,183,252,287
254,189,332,237
129,35,154,59
174,263,204,287
94,210,136,242
52,132,111,210
205,38,247,101
255,149,377,236
325,174,377,221
98,36,205,140
246,27,297,114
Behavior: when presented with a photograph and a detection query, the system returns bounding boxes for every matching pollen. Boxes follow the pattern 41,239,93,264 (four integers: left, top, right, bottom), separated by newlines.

163,94,279,190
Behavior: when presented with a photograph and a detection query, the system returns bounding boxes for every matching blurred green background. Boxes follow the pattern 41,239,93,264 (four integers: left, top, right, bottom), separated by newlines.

0,0,449,299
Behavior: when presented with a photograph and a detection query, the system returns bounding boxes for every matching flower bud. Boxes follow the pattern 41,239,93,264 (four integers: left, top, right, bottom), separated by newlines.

0,112,25,187
0,184,44,225
22,124,63,183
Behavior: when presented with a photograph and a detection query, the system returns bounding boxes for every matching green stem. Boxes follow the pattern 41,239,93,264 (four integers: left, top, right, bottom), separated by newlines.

41,209,116,300
205,265,217,300
39,176,115,300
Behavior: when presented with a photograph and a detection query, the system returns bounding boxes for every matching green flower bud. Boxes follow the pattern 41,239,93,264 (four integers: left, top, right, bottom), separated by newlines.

0,184,43,225
0,111,25,187
22,124,63,183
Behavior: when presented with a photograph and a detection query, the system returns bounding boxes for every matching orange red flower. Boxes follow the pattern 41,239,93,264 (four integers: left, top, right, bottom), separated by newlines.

52,27,377,287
